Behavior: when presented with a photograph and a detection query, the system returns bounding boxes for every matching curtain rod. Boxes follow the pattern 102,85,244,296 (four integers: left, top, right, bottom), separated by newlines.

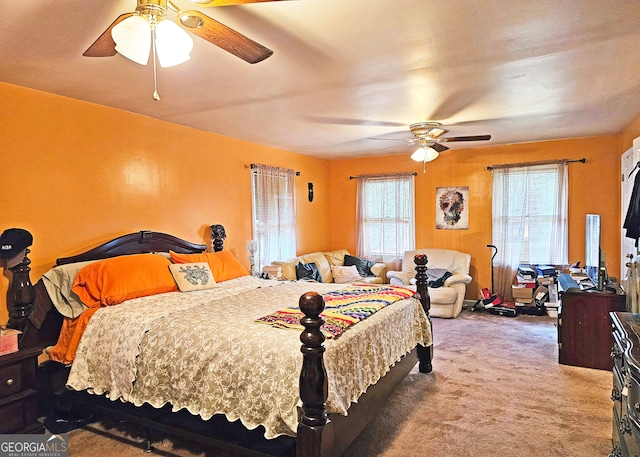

486,157,585,171
250,163,300,176
349,172,417,180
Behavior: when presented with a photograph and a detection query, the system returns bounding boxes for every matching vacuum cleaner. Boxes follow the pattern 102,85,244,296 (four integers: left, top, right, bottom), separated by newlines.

471,244,516,316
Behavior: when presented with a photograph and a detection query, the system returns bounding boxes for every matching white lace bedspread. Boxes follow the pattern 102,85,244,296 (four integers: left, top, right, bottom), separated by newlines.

66,277,432,439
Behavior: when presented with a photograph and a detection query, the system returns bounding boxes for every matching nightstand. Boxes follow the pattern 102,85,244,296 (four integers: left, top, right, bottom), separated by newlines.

0,346,44,433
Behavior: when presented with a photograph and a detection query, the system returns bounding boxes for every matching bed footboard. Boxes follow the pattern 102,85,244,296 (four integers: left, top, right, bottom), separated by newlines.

297,292,333,457
413,253,433,373
297,254,432,456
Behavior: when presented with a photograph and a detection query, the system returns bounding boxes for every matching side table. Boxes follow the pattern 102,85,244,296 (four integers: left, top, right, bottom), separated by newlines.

0,346,44,433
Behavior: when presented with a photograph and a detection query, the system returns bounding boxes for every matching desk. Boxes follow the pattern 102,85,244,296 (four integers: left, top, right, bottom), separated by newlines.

557,289,626,370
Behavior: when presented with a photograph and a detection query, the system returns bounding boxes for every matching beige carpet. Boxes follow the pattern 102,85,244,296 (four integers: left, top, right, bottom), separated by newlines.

64,309,614,456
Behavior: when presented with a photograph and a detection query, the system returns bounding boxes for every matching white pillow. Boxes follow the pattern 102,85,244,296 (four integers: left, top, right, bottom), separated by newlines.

331,265,362,284
169,262,217,292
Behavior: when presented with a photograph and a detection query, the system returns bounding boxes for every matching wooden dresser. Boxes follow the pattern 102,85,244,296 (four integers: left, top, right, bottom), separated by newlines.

0,346,44,434
558,289,626,370
610,312,640,457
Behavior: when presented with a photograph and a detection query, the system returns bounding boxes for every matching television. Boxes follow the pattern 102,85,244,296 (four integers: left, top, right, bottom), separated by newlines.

585,214,607,291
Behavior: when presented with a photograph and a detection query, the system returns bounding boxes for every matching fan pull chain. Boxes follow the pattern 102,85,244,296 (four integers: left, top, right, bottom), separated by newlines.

151,26,160,101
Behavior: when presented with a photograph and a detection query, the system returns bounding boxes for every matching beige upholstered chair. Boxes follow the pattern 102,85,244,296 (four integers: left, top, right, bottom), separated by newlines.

387,248,472,318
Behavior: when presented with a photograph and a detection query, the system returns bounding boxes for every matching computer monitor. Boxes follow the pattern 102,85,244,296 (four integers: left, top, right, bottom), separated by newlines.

585,214,607,291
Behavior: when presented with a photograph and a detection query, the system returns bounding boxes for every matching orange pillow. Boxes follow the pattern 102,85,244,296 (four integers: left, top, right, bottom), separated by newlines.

72,253,178,307
170,250,249,283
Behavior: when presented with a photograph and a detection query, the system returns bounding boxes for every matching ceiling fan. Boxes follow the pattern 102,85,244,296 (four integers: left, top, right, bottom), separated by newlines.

84,0,281,99
371,121,491,169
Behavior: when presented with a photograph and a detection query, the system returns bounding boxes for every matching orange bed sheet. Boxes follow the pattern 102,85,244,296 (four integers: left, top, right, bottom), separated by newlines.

48,308,100,365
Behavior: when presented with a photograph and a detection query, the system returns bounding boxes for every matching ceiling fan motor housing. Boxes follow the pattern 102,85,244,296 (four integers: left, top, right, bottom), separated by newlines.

410,122,447,139
136,0,168,23
138,0,167,8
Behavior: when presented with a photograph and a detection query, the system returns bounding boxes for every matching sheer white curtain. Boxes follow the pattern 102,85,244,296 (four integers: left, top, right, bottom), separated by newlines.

251,164,296,272
491,162,568,298
356,173,415,271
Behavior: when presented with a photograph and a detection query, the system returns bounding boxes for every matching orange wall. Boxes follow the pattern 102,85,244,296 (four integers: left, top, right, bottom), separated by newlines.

0,82,331,323
328,136,622,300
0,80,636,324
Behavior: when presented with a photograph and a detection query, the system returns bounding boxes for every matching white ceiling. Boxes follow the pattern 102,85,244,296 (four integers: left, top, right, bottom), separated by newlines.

2,0,639,159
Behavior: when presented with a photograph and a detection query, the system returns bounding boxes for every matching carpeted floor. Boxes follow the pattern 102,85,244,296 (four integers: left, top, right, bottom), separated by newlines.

62,309,614,456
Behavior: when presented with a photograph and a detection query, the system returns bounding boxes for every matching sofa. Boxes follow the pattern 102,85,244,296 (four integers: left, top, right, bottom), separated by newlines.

386,248,472,318
271,249,387,284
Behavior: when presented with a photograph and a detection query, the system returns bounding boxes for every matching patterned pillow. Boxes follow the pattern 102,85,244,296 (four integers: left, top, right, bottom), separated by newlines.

169,262,217,292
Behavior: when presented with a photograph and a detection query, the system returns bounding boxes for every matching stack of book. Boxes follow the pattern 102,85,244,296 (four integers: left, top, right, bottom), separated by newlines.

512,274,535,306
513,274,548,315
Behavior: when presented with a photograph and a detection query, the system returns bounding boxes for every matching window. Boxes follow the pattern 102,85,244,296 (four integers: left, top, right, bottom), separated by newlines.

251,164,296,272
491,162,568,295
356,173,415,269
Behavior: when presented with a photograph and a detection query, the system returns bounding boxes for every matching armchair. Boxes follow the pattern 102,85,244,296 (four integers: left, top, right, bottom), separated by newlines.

387,248,472,318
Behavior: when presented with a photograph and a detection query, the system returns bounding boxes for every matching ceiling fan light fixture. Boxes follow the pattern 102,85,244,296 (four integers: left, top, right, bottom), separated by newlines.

111,14,193,68
410,146,439,163
112,15,152,65
155,19,193,67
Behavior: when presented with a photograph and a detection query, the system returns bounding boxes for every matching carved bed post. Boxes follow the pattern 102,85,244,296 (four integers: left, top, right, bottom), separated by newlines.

6,248,36,337
209,224,226,252
414,253,433,373
297,292,333,457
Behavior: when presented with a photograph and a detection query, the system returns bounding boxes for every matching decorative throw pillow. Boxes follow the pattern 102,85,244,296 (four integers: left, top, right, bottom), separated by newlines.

169,262,216,292
296,262,323,282
72,253,178,307
344,254,375,277
330,265,362,284
169,250,249,283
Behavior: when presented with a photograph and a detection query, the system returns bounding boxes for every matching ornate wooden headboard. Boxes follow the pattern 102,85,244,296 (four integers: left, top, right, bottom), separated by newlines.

11,226,227,349
56,230,208,265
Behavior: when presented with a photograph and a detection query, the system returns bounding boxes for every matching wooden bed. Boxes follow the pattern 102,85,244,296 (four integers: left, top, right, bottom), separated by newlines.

9,226,433,457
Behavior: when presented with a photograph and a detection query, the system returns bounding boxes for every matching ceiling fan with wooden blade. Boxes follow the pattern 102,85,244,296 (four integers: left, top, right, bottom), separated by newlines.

406,122,491,147
369,122,491,171
83,0,279,64
370,121,491,153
